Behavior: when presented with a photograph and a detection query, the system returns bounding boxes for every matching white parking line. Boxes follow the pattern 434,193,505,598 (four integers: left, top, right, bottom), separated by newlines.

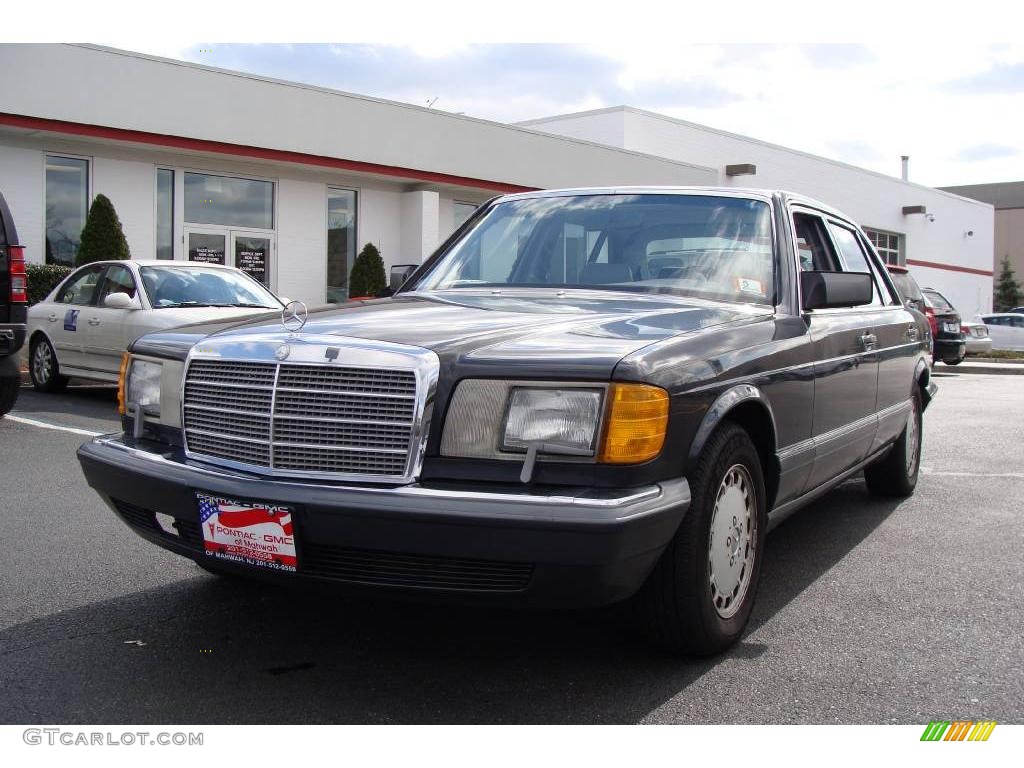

921,467,1024,479
3,414,103,437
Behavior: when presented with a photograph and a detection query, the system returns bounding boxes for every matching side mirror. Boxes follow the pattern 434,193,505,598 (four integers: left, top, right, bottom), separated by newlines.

801,271,873,311
103,292,136,310
390,264,418,292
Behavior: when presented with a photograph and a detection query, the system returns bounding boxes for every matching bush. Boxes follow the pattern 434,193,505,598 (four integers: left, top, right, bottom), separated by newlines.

26,263,73,305
349,242,386,298
76,194,131,266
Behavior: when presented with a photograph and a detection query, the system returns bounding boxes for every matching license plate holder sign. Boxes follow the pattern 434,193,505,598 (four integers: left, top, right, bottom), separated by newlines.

197,492,297,572
943,322,959,333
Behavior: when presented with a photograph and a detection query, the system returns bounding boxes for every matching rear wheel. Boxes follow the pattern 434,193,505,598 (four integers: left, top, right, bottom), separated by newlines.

0,374,18,416
865,387,922,498
29,336,69,393
637,422,767,656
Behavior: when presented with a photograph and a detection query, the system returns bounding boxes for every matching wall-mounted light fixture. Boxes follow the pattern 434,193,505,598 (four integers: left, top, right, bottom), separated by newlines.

725,163,757,177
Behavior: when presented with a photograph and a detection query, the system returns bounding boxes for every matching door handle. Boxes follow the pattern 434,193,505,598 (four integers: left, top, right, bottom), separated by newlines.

87,318,101,326
906,324,919,341
859,332,877,351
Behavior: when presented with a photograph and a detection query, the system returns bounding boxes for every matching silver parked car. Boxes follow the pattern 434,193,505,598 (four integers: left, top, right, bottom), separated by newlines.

26,260,285,390
979,313,1024,352
961,319,992,356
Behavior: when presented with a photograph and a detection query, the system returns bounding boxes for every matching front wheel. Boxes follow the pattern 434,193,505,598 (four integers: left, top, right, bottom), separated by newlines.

637,422,767,656
864,387,922,498
29,337,69,393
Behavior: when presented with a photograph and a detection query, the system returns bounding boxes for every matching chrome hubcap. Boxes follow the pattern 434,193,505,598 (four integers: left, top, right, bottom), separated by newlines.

905,405,920,476
33,343,53,383
709,464,757,619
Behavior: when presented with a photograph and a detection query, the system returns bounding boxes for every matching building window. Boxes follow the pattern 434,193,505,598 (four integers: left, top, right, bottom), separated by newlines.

45,155,90,266
183,172,274,229
454,201,477,230
326,188,357,303
864,227,903,265
156,169,174,260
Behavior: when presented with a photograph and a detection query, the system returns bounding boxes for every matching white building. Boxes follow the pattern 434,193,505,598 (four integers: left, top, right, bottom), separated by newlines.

0,44,995,317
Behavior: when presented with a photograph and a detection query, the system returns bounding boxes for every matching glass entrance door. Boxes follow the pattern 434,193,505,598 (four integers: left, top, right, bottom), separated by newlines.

185,228,274,289
186,228,227,266
231,232,274,287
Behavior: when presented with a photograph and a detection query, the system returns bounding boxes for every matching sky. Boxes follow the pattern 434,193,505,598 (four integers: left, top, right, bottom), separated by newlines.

132,42,1024,188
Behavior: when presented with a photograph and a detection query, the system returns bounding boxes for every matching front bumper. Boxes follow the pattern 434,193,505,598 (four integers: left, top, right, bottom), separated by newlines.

78,435,690,606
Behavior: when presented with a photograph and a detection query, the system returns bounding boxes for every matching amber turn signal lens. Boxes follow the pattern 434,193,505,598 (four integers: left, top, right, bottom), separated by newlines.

598,383,669,464
117,353,130,415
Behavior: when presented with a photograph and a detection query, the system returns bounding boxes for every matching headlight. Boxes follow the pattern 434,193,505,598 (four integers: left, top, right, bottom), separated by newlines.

502,388,603,455
442,379,669,465
126,358,162,416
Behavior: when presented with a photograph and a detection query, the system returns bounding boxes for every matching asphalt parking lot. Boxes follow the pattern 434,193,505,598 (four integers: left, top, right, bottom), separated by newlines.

0,373,1021,724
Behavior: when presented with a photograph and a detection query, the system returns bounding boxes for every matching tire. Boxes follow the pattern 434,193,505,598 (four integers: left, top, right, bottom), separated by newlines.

945,356,963,366
29,336,69,393
637,422,767,656
0,374,18,416
864,387,922,498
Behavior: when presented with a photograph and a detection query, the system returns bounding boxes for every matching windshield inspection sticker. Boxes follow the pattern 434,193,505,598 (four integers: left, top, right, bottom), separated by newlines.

735,277,765,296
63,309,79,331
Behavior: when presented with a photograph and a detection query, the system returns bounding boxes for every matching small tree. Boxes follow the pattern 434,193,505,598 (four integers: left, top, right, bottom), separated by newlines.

75,194,131,266
994,255,1022,311
349,242,386,298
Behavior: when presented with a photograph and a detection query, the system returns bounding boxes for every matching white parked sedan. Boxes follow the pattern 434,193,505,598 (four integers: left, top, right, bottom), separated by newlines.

978,313,1024,352
27,260,285,391
961,320,993,356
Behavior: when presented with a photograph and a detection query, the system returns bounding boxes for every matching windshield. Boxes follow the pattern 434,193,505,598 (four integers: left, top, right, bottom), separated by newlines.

140,265,281,309
414,194,775,305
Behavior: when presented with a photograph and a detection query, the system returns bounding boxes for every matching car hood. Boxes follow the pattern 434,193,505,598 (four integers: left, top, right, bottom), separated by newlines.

132,289,771,378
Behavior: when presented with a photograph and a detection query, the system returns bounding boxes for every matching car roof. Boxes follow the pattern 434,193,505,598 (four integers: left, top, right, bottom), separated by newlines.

73,259,236,269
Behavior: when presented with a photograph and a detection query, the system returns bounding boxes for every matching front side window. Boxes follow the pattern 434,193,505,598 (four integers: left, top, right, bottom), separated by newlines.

326,188,356,303
45,155,90,266
140,265,280,309
183,173,274,229
826,222,883,306
416,194,775,305
96,264,137,303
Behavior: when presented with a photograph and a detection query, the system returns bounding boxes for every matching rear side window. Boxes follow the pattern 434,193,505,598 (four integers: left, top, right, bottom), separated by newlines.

56,266,105,306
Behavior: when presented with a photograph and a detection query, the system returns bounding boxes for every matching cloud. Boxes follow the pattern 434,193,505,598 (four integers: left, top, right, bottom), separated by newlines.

174,44,737,120
801,44,873,70
953,143,1019,162
946,61,1024,94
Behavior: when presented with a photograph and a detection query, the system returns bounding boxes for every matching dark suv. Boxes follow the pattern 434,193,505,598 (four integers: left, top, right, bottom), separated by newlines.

0,190,28,416
922,288,966,365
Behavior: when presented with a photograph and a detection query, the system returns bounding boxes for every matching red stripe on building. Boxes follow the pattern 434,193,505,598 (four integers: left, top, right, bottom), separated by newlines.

906,258,993,277
0,112,536,194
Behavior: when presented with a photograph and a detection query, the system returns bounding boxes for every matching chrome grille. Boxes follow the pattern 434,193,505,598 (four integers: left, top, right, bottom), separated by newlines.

183,359,420,479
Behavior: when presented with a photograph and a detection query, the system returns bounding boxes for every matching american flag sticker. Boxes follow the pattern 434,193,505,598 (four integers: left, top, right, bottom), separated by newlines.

197,493,297,572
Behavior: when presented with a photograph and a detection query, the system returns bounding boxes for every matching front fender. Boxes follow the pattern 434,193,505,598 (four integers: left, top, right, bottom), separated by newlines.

686,383,777,466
